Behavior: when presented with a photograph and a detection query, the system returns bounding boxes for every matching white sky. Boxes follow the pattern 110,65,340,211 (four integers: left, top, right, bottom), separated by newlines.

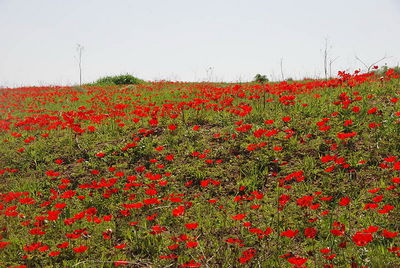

0,0,399,86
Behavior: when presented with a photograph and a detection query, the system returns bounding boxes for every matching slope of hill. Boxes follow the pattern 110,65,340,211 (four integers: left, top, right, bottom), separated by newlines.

0,70,399,267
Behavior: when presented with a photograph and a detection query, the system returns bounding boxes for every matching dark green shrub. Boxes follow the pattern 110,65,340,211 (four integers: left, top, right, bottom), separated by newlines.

253,74,269,84
87,74,144,86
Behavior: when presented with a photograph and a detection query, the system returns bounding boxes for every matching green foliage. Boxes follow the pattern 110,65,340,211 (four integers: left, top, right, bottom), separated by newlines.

253,73,269,83
87,74,144,86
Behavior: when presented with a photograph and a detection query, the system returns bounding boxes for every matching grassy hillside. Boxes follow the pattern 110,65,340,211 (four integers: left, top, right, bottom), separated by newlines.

0,70,399,267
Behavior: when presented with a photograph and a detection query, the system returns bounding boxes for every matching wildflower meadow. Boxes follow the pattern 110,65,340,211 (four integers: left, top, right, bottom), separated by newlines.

0,69,399,267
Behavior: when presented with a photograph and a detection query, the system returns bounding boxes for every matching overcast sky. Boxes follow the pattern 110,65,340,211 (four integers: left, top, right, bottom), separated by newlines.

0,0,399,87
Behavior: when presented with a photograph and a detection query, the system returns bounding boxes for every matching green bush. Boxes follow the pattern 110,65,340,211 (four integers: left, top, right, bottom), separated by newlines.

87,74,144,86
253,74,269,83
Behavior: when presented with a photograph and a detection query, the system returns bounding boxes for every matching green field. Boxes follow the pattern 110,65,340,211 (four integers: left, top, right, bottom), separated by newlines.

0,70,399,267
